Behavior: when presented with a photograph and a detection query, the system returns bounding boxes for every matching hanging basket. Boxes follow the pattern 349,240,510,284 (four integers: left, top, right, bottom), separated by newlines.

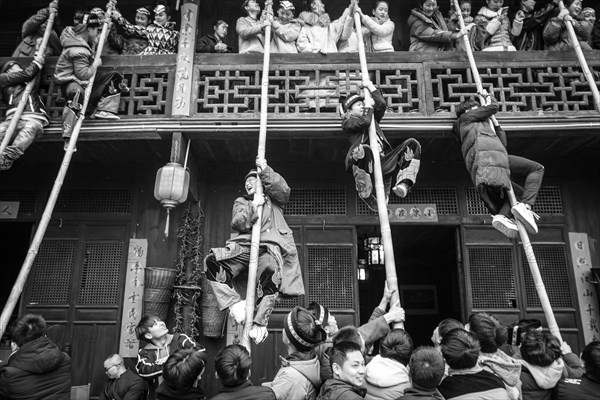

201,278,228,338
145,267,178,289
143,301,170,321
143,288,172,303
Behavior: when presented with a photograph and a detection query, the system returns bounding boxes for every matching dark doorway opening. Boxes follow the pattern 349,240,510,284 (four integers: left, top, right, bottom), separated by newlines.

358,225,462,347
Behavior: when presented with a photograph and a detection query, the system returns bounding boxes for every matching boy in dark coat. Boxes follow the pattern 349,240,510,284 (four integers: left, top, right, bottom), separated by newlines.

0,56,48,170
399,346,445,400
553,341,600,400
317,341,367,400
454,90,544,238
100,354,146,400
156,349,207,400
205,157,305,344
341,80,421,211
197,20,233,53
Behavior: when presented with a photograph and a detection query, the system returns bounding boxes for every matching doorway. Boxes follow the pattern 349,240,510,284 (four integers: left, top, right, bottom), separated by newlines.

0,222,33,321
358,225,462,347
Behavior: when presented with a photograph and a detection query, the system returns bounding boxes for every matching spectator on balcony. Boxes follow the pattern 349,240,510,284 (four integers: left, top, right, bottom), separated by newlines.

453,91,544,238
543,0,592,50
356,1,395,52
121,7,151,55
296,0,356,54
408,0,472,52
341,80,421,211
475,0,523,51
508,0,559,51
582,7,597,48
54,11,129,144
197,20,233,53
271,1,301,53
12,1,62,58
446,0,486,51
0,56,48,170
91,7,124,56
592,10,600,49
237,0,270,54
553,341,600,400
112,1,179,55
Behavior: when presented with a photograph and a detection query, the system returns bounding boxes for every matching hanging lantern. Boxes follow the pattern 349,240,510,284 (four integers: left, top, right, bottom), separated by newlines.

154,162,190,237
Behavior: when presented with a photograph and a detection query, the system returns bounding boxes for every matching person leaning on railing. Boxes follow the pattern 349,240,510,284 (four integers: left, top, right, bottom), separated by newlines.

270,1,301,54
197,19,233,53
543,0,593,51
296,0,356,54
120,7,151,55
356,1,395,53
507,0,559,51
475,0,523,52
237,0,270,54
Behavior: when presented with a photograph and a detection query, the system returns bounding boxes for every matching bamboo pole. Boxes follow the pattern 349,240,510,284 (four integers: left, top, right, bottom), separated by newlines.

353,9,403,329
0,1,117,338
452,0,561,341
0,1,59,157
559,1,600,113
241,0,274,352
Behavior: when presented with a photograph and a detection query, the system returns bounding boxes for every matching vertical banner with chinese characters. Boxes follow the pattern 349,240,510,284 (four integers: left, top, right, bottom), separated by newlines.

569,233,600,343
119,239,148,357
171,0,198,116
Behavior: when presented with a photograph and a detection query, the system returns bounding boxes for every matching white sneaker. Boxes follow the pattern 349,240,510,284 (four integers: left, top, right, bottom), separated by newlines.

492,215,519,239
248,325,268,344
511,202,539,234
93,110,120,120
229,300,246,324
392,182,409,198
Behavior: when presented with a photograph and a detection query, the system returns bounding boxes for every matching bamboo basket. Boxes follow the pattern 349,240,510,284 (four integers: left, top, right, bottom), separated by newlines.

201,278,228,338
145,267,178,289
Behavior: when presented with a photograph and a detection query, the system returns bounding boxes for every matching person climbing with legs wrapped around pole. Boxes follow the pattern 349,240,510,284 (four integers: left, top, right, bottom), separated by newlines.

205,157,305,344
341,80,422,211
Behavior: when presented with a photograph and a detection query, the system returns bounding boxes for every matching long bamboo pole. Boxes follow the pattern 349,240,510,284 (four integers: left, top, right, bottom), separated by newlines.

0,1,59,157
241,0,274,352
353,9,402,328
453,0,561,341
0,1,117,338
559,1,600,113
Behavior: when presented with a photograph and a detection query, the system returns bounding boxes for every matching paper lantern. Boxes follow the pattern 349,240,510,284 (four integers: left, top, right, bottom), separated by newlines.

154,162,190,236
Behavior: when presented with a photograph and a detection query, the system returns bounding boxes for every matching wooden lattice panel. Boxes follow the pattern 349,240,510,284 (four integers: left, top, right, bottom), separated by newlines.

468,246,516,309
521,245,572,309
28,240,77,305
307,247,354,309
78,241,124,305
356,187,458,215
56,189,133,214
466,186,563,215
0,189,38,213
285,188,346,215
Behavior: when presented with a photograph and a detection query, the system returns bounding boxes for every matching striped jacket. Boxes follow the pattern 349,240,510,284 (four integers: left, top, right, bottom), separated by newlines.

135,333,200,378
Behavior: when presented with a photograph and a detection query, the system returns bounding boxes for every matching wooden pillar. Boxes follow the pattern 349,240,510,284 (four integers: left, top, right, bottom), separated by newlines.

171,0,199,117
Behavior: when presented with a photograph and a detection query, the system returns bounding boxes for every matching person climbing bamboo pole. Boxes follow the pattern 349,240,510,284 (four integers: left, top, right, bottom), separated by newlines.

353,6,403,329
0,0,59,158
0,1,117,339
558,1,600,113
242,0,275,352
453,0,561,341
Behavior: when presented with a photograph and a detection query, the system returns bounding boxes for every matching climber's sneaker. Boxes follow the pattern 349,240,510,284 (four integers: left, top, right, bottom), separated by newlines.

229,300,246,325
93,110,120,120
392,182,409,198
512,202,539,234
492,215,519,239
248,325,268,344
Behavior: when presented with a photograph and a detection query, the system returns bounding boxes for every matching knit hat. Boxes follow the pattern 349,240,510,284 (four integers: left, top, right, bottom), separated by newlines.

284,307,326,352
342,93,364,113
582,8,595,18
137,6,151,16
245,169,258,181
507,319,542,346
308,301,330,328
90,7,105,18
0,61,20,75
279,1,295,11
73,12,101,34
154,4,167,14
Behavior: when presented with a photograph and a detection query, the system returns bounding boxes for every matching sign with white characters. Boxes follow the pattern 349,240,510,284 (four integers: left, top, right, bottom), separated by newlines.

389,204,438,223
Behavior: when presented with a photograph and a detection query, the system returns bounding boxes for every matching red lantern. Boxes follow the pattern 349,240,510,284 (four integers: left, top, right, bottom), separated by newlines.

154,162,190,237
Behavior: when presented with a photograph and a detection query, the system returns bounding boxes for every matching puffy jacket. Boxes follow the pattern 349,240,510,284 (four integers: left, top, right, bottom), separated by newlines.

237,16,265,54
509,3,557,51
552,374,600,400
209,381,276,400
476,7,522,50
155,384,204,400
272,352,321,400
0,60,48,126
99,368,146,400
438,366,511,400
398,386,444,400
0,336,71,400
408,8,454,52
518,359,563,400
479,350,522,400
363,355,410,400
136,333,199,379
297,10,351,53
361,16,395,52
316,379,366,400
12,7,62,57
54,26,96,84
543,15,593,51
271,18,301,53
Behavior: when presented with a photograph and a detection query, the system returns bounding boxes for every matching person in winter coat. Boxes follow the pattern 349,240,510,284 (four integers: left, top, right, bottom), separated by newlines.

0,314,71,399
156,349,207,400
236,0,270,54
508,0,559,51
112,2,179,55
408,0,472,52
122,7,151,55
356,1,395,52
296,0,355,54
446,0,486,51
317,341,367,400
475,0,523,51
438,328,511,400
90,7,124,56
12,1,62,58
271,307,327,400
0,57,48,170
453,91,544,238
581,7,596,48
204,157,305,344
543,0,593,51
197,20,233,53
211,344,276,400
271,1,301,53
100,354,146,400
363,329,412,400
341,80,421,211
398,347,445,400
553,341,600,400
467,312,522,400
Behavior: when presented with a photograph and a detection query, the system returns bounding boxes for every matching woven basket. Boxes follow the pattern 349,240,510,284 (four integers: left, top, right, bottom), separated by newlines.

201,278,228,338
143,287,172,303
143,301,170,321
145,267,178,289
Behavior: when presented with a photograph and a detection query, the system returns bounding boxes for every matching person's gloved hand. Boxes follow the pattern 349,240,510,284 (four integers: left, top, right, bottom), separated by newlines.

249,325,268,344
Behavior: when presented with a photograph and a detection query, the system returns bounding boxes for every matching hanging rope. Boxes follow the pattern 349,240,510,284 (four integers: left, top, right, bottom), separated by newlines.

241,0,274,352
353,6,403,328
0,0,59,157
0,1,117,338
453,0,562,341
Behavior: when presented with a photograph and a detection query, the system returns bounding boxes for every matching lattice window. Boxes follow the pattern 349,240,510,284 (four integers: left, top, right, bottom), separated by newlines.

521,245,572,308
56,189,133,213
0,189,38,213
28,240,76,305
467,186,563,215
78,241,124,305
307,247,354,309
286,188,346,215
466,187,490,215
468,247,516,309
356,188,458,215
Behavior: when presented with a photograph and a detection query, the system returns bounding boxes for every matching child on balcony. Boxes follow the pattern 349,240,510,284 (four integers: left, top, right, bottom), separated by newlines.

508,0,559,51
197,20,233,53
355,1,395,53
271,1,301,53
237,0,270,54
122,7,151,55
475,0,523,51
543,0,593,51
90,7,124,56
340,80,421,211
